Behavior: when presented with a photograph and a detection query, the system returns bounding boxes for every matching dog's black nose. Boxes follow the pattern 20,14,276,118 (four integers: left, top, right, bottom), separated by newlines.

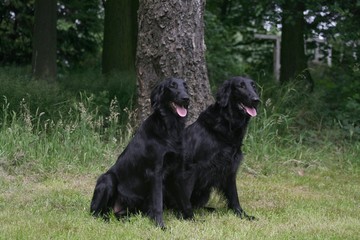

180,96,190,106
182,96,189,101
251,97,260,103
182,97,190,103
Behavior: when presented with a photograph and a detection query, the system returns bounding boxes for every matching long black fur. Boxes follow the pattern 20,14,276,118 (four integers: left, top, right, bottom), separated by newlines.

90,77,192,228
175,76,260,220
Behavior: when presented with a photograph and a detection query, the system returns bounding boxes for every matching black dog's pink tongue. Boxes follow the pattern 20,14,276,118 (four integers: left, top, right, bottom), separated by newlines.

243,105,257,117
175,104,187,117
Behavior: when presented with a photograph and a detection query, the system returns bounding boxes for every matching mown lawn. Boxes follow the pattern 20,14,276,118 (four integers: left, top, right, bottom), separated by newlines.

1,167,359,240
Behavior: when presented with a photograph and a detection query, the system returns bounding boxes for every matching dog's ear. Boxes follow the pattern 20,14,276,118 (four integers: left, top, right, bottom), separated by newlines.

150,81,164,110
216,80,232,107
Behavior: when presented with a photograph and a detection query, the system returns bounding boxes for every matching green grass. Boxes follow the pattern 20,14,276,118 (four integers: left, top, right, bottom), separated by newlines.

1,67,359,239
0,109,359,239
1,169,359,239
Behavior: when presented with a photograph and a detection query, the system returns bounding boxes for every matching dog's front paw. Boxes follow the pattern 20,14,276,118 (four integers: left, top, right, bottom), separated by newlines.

235,209,257,221
182,208,194,220
244,213,257,221
149,211,166,229
157,221,166,230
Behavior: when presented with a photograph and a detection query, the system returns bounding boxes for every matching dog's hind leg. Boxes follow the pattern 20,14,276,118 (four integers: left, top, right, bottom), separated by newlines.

191,187,211,209
90,173,117,220
113,196,131,220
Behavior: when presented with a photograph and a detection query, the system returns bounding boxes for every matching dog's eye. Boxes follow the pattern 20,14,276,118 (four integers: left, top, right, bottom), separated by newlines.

240,82,245,89
170,82,178,89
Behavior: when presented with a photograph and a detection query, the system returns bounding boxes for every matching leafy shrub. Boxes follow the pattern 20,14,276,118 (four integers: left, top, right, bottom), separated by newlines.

0,67,136,125
205,11,247,90
316,63,360,141
0,67,67,118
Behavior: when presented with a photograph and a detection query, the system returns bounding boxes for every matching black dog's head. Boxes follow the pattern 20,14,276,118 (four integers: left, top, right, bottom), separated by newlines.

216,76,260,117
150,77,190,118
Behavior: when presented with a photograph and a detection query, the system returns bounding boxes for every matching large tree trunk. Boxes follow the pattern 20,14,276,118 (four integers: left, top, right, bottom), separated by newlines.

136,0,213,123
280,0,313,90
102,0,138,75
31,0,57,81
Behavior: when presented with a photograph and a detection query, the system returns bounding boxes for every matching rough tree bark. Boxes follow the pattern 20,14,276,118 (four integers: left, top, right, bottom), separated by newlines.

136,0,213,123
280,0,313,91
31,0,57,81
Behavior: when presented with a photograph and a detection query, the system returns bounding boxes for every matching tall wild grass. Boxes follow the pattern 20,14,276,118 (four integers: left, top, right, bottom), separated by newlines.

0,67,358,175
0,67,136,174
244,80,360,174
0,94,136,174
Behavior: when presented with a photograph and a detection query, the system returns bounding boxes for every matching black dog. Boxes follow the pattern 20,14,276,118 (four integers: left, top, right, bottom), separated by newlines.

90,77,191,228
179,76,259,220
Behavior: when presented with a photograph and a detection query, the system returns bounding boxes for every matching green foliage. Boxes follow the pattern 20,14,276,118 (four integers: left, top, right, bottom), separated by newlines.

205,11,247,90
57,0,104,68
316,63,360,141
204,0,360,145
0,66,65,117
0,0,34,64
205,1,277,88
0,0,103,68
205,0,360,85
0,67,136,125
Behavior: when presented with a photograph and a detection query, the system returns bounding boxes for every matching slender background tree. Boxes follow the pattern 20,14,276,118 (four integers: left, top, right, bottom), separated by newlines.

102,0,138,75
31,0,57,81
279,0,313,90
